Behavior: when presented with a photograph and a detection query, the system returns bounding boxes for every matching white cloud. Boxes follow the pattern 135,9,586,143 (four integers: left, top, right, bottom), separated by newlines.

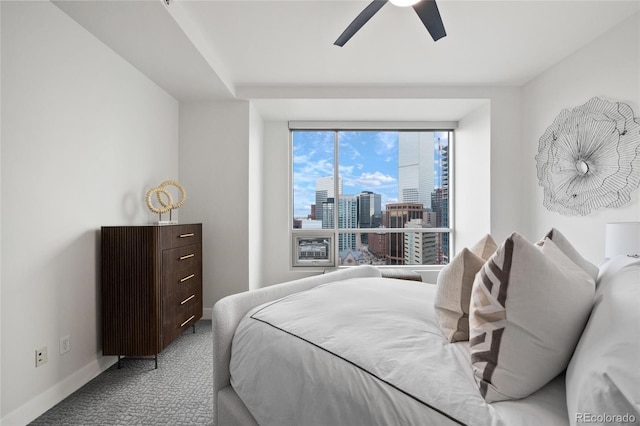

339,164,354,175
356,171,396,187
375,132,397,155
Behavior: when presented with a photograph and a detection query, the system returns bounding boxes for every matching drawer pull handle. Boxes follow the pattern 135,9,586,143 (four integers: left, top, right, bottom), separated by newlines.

179,253,195,260
180,274,195,283
181,315,195,327
181,294,195,305
179,233,194,238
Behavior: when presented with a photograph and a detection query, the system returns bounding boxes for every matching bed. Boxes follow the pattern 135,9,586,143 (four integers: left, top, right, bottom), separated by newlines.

212,235,640,426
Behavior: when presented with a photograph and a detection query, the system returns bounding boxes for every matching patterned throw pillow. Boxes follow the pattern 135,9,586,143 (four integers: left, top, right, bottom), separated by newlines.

434,234,497,342
469,233,594,402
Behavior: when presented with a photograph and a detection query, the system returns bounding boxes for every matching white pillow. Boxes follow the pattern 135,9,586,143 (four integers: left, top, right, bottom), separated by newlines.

566,255,640,425
469,233,595,402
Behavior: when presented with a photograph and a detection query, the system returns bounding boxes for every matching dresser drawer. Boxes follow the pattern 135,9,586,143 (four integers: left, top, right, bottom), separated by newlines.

162,244,202,290
162,291,202,344
160,224,202,250
166,275,201,303
166,291,200,321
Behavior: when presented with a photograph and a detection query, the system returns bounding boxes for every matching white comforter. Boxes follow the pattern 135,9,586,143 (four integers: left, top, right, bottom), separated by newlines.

230,277,568,426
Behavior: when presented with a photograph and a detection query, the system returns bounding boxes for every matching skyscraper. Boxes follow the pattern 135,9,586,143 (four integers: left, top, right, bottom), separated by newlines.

404,219,437,265
315,176,342,224
384,203,424,265
321,198,335,229
357,191,382,228
338,194,357,251
431,138,450,263
398,133,435,210
357,191,382,244
439,140,449,190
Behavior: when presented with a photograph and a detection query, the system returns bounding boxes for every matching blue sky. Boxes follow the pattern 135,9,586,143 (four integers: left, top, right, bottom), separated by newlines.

293,130,447,218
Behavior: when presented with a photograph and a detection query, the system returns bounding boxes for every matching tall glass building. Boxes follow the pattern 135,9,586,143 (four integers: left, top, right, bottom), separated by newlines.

398,133,434,210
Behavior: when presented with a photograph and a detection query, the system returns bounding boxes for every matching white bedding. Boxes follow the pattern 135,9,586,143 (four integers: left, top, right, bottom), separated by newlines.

230,277,569,426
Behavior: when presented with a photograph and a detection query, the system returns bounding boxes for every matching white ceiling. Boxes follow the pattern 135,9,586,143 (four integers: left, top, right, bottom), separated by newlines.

53,0,639,120
179,0,638,87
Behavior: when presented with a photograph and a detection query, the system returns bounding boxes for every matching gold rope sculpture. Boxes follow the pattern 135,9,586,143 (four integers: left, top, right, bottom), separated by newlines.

145,180,186,220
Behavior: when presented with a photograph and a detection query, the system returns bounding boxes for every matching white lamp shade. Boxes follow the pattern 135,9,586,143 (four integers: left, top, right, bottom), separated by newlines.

605,222,640,258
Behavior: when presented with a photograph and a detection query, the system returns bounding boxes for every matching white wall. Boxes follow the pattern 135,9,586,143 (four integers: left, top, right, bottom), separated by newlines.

248,105,264,291
454,102,492,249
178,100,251,310
1,2,179,423
522,13,640,264
486,89,525,242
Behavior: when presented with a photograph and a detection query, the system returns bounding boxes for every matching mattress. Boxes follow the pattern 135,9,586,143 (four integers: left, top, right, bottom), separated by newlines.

230,277,569,426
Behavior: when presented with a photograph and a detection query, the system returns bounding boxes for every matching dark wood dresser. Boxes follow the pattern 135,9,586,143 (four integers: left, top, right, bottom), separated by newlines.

101,223,203,367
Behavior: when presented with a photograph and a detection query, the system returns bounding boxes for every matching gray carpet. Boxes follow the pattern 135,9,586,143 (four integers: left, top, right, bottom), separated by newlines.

30,320,213,425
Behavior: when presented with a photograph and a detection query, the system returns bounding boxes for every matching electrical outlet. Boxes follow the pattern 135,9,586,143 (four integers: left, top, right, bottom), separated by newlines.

35,346,48,367
59,335,70,355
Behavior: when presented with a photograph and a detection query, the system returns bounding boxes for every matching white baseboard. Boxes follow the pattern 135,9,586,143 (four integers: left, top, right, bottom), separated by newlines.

1,357,117,426
202,307,212,320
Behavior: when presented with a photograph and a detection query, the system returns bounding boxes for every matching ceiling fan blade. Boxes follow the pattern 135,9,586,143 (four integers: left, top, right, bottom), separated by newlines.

412,0,446,41
334,0,388,47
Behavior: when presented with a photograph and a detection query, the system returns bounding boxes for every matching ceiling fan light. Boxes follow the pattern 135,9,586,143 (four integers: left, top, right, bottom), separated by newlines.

389,0,420,7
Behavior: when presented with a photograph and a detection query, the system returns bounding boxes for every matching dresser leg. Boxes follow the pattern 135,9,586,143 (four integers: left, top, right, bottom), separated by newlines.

192,323,196,334
155,354,158,369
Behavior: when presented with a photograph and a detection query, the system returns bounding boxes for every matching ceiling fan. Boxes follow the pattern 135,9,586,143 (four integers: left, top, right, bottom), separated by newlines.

334,0,446,47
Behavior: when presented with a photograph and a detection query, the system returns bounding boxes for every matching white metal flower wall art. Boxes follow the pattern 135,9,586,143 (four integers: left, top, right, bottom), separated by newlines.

536,97,640,216
145,180,186,220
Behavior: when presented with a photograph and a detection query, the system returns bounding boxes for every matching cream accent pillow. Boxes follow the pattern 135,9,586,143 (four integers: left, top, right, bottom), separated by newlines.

434,234,497,342
544,228,599,280
470,234,498,260
469,233,595,402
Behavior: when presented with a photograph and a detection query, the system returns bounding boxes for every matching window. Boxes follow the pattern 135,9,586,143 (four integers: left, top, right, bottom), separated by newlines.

292,126,452,268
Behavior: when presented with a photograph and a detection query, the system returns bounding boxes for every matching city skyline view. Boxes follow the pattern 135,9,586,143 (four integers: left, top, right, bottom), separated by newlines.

293,130,449,219
292,129,451,266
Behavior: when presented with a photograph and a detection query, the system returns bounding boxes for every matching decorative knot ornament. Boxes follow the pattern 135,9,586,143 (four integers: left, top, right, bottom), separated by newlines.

145,180,186,221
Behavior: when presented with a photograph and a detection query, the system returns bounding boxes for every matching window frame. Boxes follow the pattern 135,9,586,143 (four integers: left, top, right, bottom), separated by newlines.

291,233,335,268
289,121,456,270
